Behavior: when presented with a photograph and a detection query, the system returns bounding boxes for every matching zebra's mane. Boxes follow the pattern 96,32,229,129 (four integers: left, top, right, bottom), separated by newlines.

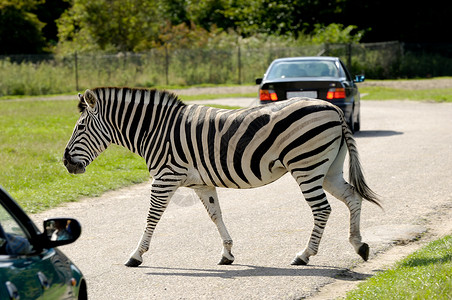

79,87,185,112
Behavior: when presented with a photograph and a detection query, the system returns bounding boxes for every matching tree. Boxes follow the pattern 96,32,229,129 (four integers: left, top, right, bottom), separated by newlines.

311,23,364,44
159,0,190,26
57,0,161,53
219,0,347,37
54,0,450,55
0,0,47,54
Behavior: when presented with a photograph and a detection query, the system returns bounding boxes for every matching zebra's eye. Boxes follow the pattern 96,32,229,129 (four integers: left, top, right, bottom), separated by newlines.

77,124,85,131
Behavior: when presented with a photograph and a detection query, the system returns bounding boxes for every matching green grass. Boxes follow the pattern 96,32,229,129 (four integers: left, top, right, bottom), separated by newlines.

346,235,452,299
360,86,452,102
0,90,256,102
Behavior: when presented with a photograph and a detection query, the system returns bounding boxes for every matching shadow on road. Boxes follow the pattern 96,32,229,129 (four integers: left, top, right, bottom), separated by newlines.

355,130,403,138
143,264,371,281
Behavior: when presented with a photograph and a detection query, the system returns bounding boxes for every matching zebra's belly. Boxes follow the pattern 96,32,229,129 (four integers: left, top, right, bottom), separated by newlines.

187,159,289,189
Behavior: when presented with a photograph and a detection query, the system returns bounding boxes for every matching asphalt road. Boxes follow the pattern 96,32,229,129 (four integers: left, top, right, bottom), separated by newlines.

34,99,452,299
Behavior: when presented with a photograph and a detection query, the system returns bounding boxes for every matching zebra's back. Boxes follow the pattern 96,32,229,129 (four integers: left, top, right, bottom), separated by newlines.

177,98,344,189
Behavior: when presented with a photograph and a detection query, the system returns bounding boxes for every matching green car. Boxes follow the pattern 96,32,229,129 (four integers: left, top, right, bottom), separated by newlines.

0,186,87,299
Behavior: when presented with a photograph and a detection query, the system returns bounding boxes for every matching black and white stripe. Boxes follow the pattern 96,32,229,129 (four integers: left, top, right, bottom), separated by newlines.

64,87,379,267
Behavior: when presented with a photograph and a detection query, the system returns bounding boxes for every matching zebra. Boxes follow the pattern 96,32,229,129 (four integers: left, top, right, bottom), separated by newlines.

63,87,380,267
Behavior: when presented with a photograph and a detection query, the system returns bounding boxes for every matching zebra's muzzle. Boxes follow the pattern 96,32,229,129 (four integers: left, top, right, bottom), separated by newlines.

63,150,86,174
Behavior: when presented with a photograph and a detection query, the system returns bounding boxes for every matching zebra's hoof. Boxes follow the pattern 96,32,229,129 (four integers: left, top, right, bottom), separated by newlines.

358,243,369,261
125,257,143,267
291,256,308,266
218,256,234,265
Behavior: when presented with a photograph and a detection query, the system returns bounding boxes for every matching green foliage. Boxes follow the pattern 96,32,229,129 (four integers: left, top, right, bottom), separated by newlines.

400,51,452,79
0,58,74,96
311,24,365,44
220,0,347,37
186,0,235,32
56,0,160,53
0,0,43,10
2,0,450,56
346,235,452,299
54,0,364,55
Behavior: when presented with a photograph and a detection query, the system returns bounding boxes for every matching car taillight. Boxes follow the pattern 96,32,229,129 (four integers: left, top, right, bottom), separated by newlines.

260,89,278,101
326,88,346,100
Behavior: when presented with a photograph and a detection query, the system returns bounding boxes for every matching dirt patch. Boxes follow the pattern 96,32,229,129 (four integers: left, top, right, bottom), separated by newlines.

172,85,257,95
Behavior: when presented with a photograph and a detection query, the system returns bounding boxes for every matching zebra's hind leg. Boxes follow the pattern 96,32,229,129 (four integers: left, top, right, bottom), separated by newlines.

193,186,235,265
125,179,177,267
291,173,332,266
324,174,369,261
323,141,369,261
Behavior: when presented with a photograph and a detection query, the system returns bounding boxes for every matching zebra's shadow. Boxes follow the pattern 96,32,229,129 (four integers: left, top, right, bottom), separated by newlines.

144,264,371,281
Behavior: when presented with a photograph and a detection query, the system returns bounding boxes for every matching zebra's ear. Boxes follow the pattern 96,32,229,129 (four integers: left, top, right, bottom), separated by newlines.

83,89,97,108
77,93,86,112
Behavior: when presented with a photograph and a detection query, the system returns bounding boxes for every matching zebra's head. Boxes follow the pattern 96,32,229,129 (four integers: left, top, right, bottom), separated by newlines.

63,89,111,174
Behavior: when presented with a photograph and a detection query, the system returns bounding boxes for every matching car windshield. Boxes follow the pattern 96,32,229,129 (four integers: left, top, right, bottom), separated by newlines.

0,203,33,255
266,60,340,79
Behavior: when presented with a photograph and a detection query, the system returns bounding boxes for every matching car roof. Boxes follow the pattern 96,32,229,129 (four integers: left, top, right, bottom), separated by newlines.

271,56,340,63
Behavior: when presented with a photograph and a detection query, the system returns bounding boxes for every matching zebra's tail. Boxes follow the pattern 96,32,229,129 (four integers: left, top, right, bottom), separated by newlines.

339,111,382,208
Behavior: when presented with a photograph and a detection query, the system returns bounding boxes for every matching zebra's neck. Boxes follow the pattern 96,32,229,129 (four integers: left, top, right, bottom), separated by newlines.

93,87,185,159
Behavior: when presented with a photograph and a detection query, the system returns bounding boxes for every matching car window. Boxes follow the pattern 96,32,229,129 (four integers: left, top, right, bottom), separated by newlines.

0,204,33,255
267,60,340,79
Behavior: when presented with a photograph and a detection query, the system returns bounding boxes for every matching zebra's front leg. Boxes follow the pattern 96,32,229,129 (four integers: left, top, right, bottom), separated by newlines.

193,186,235,265
292,200,331,265
125,179,177,267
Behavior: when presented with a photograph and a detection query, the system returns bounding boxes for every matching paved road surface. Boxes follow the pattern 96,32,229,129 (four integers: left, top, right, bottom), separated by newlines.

34,100,452,299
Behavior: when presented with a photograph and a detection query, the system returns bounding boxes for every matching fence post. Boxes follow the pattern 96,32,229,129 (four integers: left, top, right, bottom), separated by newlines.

347,43,352,69
74,51,79,91
324,43,330,56
165,45,169,86
237,44,242,85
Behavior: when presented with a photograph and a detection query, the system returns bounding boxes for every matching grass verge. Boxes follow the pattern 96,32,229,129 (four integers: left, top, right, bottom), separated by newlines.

346,235,452,299
360,86,452,102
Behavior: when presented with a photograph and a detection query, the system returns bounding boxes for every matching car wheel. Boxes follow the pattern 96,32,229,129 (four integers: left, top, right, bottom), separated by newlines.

78,280,88,300
354,112,361,132
348,111,355,134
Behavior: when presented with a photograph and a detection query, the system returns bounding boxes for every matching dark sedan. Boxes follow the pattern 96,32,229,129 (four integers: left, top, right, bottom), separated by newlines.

256,56,364,132
0,186,87,299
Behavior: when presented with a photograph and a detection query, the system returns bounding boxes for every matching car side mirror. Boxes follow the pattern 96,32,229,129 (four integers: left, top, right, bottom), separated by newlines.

354,75,365,83
255,78,263,85
42,218,81,247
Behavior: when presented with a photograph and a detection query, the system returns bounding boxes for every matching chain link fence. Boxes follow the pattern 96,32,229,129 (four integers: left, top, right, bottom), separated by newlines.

1,41,451,97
